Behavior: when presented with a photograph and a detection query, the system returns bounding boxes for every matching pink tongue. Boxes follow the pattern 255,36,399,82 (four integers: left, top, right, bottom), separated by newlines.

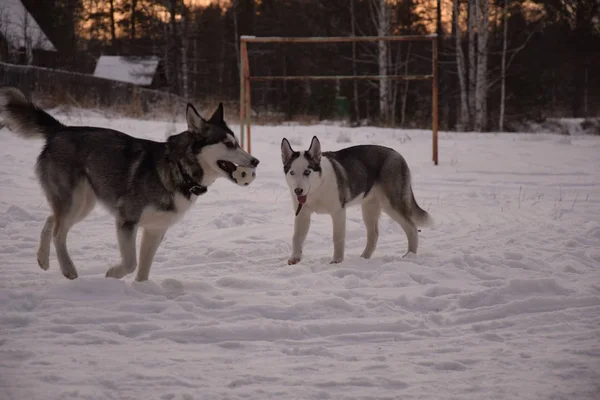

297,195,307,204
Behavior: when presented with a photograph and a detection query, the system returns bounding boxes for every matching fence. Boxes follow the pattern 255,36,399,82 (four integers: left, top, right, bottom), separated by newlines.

0,61,187,117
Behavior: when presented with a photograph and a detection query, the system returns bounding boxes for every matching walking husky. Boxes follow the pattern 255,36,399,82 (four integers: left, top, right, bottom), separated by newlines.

0,87,259,281
281,136,431,265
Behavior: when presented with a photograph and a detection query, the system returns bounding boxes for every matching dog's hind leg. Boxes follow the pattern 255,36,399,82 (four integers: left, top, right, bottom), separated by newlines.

37,216,53,270
105,221,139,279
135,228,166,282
383,206,419,256
360,198,381,259
51,180,97,279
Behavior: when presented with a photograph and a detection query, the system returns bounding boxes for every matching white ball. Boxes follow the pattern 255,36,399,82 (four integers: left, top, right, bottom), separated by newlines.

232,166,256,186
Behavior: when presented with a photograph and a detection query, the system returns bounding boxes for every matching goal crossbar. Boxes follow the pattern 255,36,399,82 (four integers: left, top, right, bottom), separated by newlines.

239,35,439,165
240,35,437,43
249,75,433,81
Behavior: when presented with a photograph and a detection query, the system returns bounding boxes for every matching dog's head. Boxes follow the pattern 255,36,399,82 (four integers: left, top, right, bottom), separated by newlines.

281,136,323,205
184,103,259,183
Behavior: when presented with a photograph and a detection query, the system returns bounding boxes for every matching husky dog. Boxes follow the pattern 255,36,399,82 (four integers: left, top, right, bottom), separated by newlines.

0,87,259,281
281,136,431,265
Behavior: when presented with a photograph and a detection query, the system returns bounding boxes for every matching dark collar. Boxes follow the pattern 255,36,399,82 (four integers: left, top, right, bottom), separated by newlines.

177,162,207,197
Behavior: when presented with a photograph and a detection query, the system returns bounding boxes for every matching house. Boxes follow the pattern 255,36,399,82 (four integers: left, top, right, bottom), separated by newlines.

93,55,168,90
0,0,57,66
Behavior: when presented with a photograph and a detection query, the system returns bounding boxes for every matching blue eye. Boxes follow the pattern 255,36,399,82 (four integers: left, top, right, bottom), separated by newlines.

303,170,311,176
290,171,295,176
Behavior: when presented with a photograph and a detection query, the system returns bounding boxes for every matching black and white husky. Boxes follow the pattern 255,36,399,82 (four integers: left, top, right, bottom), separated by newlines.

281,136,432,265
0,87,259,281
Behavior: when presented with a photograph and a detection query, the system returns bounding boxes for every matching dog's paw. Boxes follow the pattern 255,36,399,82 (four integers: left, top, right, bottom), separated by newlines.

61,270,78,280
105,265,129,279
287,256,302,265
329,257,344,264
401,251,416,259
37,256,49,271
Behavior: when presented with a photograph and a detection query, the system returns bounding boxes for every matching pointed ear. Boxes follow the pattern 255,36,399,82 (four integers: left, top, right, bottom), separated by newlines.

281,138,295,164
186,103,205,132
307,136,321,163
208,102,224,123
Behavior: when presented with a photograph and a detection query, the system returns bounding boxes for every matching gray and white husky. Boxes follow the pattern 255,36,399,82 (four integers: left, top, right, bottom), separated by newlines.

281,136,432,265
0,87,259,281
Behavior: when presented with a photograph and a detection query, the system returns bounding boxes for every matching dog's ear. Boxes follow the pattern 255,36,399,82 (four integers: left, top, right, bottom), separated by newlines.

208,102,224,124
281,138,295,164
186,103,206,133
306,136,321,164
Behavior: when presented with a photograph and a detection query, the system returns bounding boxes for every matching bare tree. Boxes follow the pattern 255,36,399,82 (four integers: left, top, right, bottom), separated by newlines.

232,0,240,75
467,0,476,128
350,0,360,121
370,0,391,123
165,0,180,94
454,0,469,130
180,0,189,98
108,0,118,53
474,0,489,131
499,0,508,131
131,0,138,41
399,43,412,127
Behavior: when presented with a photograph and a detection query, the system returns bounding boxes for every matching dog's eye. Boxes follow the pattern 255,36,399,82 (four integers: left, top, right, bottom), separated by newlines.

225,142,235,149
290,171,295,176
303,170,311,176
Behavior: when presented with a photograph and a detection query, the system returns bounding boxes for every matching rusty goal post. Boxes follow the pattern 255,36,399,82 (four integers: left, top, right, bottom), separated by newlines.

239,34,439,165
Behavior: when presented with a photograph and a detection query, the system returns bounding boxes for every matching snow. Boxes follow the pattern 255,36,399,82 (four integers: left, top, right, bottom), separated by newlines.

93,56,160,86
1,112,600,400
0,0,57,51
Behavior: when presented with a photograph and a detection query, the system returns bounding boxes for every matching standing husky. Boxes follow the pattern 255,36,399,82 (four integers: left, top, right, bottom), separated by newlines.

281,136,431,265
0,87,259,281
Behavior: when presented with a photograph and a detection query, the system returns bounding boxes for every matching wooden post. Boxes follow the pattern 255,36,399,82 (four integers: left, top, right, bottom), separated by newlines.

432,36,439,165
243,42,252,155
239,39,246,150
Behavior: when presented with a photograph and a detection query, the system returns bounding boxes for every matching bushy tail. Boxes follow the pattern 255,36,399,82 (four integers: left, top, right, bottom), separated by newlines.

411,192,434,228
0,87,64,139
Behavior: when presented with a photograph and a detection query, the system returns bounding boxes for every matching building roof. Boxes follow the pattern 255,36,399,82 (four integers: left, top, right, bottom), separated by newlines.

93,56,160,86
0,0,57,51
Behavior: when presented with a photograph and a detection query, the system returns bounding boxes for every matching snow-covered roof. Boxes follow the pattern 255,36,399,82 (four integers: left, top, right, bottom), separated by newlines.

0,0,57,52
93,56,160,86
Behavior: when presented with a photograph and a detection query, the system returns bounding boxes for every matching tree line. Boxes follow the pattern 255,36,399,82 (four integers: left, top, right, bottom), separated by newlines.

16,0,600,130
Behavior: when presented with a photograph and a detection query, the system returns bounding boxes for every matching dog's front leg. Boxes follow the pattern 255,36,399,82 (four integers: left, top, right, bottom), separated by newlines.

135,228,166,282
288,211,311,265
331,209,346,264
105,221,138,279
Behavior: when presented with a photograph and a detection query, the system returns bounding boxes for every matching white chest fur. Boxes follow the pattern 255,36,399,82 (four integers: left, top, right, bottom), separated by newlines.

138,193,197,230
303,158,343,214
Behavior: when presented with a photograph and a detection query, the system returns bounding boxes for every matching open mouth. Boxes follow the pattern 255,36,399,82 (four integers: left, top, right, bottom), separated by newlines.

296,195,307,204
217,160,237,175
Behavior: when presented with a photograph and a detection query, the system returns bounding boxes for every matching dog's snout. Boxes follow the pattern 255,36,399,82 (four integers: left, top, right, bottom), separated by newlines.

250,157,260,167
294,188,303,195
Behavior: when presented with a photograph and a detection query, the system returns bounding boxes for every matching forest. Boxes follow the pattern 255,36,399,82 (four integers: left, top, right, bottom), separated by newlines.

7,0,600,130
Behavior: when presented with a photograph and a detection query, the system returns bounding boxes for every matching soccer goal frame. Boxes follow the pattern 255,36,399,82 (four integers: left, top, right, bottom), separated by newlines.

239,34,439,165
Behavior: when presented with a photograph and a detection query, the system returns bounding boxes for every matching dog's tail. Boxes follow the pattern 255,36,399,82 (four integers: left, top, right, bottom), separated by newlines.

411,192,434,228
0,87,64,139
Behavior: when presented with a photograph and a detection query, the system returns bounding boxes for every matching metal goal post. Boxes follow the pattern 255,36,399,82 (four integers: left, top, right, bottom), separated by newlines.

239,35,439,165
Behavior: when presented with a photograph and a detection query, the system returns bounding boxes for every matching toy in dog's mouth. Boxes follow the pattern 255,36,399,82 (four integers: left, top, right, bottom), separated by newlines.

217,160,256,186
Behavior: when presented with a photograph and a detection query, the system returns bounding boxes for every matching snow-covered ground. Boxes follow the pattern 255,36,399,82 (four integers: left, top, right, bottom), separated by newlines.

1,110,599,400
